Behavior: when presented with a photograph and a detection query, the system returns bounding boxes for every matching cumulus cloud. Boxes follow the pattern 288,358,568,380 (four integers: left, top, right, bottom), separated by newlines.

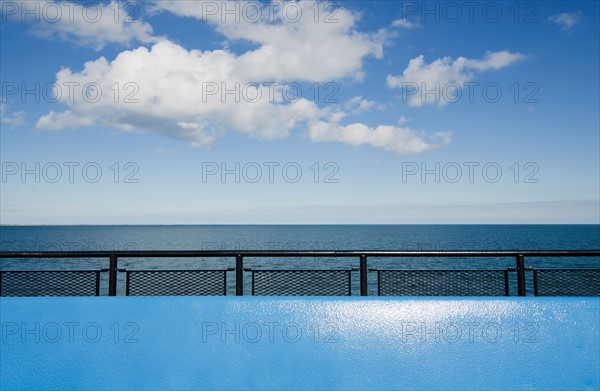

36,40,325,142
150,0,386,81
35,1,449,154
1,0,157,50
548,11,584,31
36,41,447,153
386,51,525,107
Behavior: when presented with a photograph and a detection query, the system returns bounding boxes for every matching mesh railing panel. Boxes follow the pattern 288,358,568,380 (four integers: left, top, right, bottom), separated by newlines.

1,271,100,297
125,270,228,296
533,269,600,296
377,269,509,296
251,270,352,296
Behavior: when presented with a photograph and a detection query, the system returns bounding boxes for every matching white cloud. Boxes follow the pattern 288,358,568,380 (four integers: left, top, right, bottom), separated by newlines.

309,120,450,154
0,103,26,126
1,111,26,126
549,11,583,31
35,2,449,154
392,18,419,30
397,116,409,125
2,0,157,50
386,51,525,107
36,40,324,141
461,51,526,71
37,110,93,130
150,0,387,81
345,96,377,113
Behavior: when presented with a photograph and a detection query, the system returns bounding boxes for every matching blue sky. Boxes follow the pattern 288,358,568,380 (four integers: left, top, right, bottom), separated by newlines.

0,0,598,224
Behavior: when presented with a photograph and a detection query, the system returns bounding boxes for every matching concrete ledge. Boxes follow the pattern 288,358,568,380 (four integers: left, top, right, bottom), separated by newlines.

1,297,599,390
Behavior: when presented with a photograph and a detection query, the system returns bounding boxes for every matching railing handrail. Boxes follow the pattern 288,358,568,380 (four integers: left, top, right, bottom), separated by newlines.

2,249,600,258
2,250,599,297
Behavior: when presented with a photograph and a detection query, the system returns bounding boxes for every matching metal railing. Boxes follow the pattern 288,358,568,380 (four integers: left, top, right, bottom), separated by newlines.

1,250,599,297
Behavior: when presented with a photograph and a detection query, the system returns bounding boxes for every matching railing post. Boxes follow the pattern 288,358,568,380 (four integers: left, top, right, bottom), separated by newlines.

236,254,243,296
108,254,118,296
360,254,368,296
516,254,526,296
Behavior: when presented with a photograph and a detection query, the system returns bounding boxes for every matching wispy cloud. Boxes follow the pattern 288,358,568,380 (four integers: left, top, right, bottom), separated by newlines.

391,18,420,30
308,120,450,154
345,96,380,113
2,0,157,50
387,51,526,107
549,11,584,31
0,103,26,127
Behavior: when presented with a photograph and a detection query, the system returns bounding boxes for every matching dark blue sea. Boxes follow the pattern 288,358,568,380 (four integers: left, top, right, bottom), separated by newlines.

2,224,599,252
1,224,598,267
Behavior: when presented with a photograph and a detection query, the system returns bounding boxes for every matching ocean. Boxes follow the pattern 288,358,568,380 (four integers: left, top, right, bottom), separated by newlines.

2,224,599,251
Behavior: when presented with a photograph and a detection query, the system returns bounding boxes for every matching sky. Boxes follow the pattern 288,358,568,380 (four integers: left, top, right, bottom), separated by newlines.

0,0,598,224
